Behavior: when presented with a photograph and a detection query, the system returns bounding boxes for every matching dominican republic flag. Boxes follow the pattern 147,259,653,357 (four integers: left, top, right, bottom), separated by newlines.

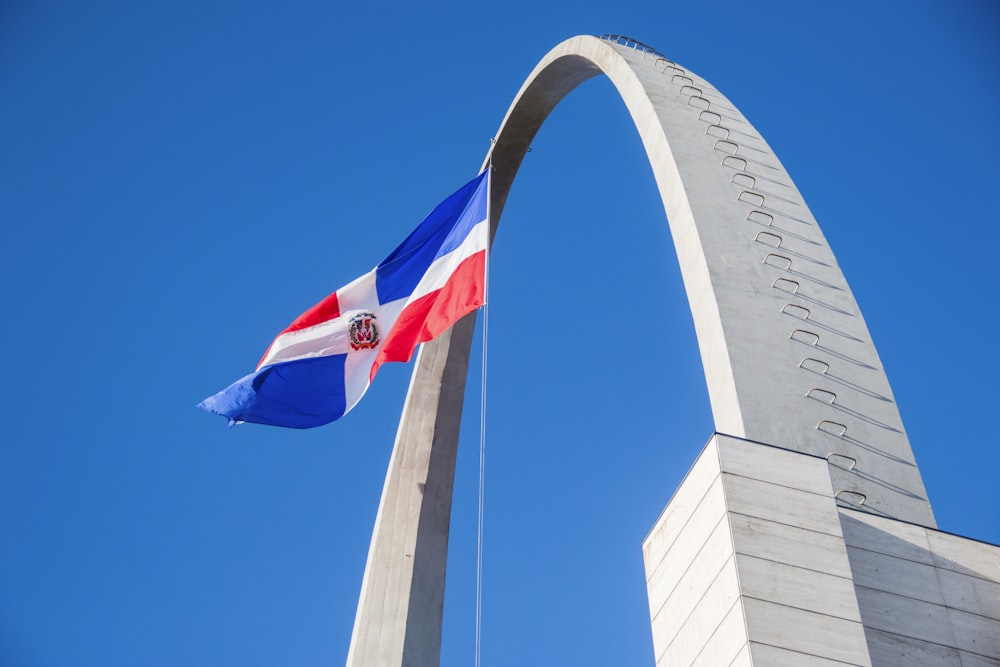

198,170,490,428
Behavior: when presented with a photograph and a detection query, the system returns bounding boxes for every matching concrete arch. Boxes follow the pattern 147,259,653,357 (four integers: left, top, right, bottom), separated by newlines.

480,36,931,523
347,35,934,666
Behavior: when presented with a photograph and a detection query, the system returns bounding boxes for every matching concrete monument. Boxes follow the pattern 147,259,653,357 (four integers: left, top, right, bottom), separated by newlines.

346,35,1000,666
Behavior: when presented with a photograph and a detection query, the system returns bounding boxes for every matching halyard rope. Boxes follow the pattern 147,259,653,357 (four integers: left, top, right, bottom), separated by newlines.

475,169,491,667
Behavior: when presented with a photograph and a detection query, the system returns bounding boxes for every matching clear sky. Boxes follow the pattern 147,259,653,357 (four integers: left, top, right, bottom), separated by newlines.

2,1,998,665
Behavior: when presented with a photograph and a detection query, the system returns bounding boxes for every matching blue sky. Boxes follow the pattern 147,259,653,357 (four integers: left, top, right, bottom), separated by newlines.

2,1,998,665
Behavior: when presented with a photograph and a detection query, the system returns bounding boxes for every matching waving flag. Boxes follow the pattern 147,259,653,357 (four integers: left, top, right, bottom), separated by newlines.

198,170,490,428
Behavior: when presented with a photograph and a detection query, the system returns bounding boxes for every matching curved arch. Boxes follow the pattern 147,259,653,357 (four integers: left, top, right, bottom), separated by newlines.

487,35,931,523
347,35,934,666
484,38,745,436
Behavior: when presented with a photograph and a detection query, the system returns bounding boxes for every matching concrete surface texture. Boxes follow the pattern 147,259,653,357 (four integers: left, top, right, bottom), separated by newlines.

345,319,476,667
840,509,1000,665
645,435,1000,666
345,34,974,665
644,435,872,666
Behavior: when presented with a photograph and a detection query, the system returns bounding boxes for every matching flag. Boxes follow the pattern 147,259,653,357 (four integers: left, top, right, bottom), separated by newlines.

198,170,490,428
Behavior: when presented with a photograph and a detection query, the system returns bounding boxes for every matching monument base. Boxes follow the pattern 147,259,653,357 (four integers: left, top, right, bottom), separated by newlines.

643,434,1000,666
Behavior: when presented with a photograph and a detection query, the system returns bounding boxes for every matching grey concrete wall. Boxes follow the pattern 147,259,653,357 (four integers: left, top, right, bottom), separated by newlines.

840,509,1000,665
643,435,745,665
644,435,873,666
644,435,1000,666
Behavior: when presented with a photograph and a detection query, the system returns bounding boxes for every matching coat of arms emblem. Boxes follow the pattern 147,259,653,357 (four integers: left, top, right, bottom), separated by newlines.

348,311,380,351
